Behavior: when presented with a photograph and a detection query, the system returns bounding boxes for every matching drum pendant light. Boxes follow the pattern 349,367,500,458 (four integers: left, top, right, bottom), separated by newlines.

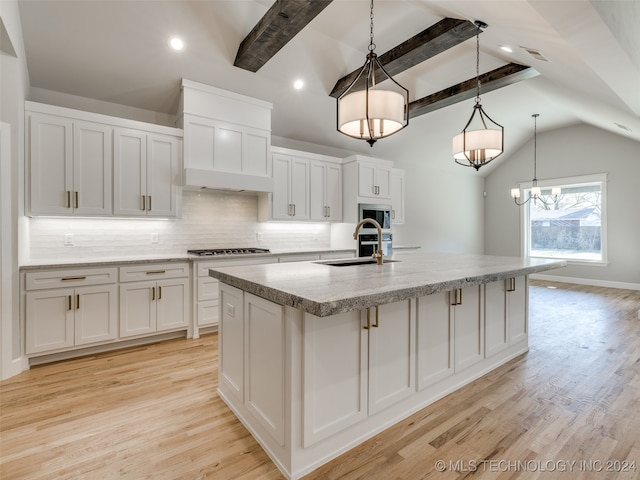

452,21,504,170
337,0,409,147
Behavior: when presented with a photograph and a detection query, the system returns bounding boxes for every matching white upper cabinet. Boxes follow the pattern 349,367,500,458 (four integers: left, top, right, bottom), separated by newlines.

28,111,112,216
26,102,182,218
310,159,342,222
390,168,405,225
269,153,309,220
180,79,273,192
342,155,395,223
113,128,181,218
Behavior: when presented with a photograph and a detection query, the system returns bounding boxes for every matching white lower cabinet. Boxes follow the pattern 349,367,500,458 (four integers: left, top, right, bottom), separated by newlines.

485,276,527,357
119,263,189,338
451,286,484,372
417,291,454,389
303,299,414,446
25,268,118,355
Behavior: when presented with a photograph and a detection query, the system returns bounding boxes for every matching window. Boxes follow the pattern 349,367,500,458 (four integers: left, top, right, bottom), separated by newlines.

522,174,607,264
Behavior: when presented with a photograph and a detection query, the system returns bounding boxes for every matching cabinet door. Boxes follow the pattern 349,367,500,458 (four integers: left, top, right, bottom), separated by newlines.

243,128,270,177
219,284,245,404
309,161,326,221
290,156,309,220
73,121,112,215
156,278,189,331
113,128,147,216
357,162,377,198
303,310,367,447
214,123,242,173
245,293,285,446
417,291,454,389
119,282,156,337
484,281,508,357
75,285,118,346
29,113,73,215
271,154,292,220
375,165,392,198
508,276,527,344
147,134,180,217
325,163,342,222
368,300,415,414
453,286,484,372
390,169,405,224
26,288,75,354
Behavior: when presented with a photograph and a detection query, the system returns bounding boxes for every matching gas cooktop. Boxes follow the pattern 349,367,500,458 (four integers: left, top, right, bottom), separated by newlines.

187,248,271,257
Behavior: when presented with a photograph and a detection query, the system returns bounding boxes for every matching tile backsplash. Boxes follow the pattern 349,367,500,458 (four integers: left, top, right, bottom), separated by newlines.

26,190,332,260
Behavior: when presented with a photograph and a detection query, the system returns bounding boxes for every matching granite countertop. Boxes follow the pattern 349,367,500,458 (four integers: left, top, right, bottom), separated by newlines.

19,248,356,270
208,252,567,317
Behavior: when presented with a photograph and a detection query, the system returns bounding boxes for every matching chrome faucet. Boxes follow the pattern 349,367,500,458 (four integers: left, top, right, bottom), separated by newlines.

353,219,384,265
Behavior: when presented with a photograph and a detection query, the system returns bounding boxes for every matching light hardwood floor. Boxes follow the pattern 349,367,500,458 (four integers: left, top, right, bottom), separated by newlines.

1,281,639,479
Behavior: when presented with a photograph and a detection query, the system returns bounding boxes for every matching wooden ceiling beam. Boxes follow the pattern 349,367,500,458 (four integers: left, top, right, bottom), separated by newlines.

234,0,333,72
329,17,479,98
408,63,539,118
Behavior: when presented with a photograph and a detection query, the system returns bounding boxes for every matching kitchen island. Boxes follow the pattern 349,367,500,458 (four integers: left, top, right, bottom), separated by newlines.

209,252,566,479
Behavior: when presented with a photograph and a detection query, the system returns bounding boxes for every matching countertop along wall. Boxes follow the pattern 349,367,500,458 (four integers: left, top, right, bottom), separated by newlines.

484,123,640,289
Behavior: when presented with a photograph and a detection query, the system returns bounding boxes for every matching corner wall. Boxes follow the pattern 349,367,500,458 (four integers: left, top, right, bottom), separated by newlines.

485,123,640,287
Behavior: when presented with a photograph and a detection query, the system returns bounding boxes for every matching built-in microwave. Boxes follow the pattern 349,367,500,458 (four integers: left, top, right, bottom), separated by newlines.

358,203,392,231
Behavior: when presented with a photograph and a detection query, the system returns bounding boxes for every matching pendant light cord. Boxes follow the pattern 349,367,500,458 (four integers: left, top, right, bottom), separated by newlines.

369,0,375,53
475,29,481,104
533,113,538,181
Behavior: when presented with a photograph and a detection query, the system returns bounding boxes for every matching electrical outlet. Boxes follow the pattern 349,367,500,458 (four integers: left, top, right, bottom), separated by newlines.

256,232,263,242
226,304,235,318
64,234,74,246
151,233,159,244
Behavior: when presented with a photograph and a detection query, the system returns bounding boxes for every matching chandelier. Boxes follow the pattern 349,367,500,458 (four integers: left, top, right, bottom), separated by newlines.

511,114,561,205
452,21,503,170
337,0,409,147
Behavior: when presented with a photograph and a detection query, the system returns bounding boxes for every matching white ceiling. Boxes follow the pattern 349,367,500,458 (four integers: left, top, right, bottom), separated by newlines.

17,0,640,175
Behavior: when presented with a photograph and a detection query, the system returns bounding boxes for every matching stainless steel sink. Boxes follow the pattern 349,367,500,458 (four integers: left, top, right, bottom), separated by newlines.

315,258,399,267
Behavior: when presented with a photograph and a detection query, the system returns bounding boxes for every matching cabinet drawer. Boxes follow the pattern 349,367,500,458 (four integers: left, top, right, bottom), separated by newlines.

197,277,219,302
26,267,118,291
119,263,189,282
196,257,275,277
198,300,219,327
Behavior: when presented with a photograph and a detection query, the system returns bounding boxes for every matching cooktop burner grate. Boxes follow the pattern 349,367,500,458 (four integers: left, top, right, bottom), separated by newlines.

187,248,271,256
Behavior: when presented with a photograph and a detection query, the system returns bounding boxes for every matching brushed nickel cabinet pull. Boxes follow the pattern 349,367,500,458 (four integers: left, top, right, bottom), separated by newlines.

458,289,463,305
76,294,80,310
148,196,151,211
327,206,330,217
451,289,462,305
68,295,72,311
152,287,155,301
141,195,146,211
158,286,162,300
146,270,166,275
373,305,379,328
292,204,296,216
66,190,71,208
364,308,371,329
75,191,79,209
62,276,86,281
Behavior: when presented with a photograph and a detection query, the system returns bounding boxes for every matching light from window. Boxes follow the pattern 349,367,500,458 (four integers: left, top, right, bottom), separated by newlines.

524,174,607,263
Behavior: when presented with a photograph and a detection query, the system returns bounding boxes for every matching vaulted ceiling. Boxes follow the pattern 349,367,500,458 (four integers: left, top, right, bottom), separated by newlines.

16,0,640,175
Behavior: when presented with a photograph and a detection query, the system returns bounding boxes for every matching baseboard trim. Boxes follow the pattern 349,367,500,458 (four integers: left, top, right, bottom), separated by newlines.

530,274,640,291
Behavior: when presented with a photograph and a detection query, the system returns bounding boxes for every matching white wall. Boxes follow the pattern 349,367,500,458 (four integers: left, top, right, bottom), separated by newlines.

392,160,485,254
485,123,640,287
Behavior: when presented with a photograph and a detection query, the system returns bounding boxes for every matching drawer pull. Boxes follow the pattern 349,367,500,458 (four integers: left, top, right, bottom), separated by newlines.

146,270,166,275
61,276,87,281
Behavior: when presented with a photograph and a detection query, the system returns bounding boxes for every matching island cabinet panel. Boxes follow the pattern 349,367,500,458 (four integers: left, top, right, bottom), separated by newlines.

484,280,509,357
219,284,245,404
452,285,484,372
508,276,528,344
302,311,367,447
367,300,416,414
245,293,286,446
484,276,528,357
417,291,454,390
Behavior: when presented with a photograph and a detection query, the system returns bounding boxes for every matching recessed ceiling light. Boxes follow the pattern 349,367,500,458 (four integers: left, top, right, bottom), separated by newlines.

293,79,304,90
499,45,513,53
168,36,184,51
